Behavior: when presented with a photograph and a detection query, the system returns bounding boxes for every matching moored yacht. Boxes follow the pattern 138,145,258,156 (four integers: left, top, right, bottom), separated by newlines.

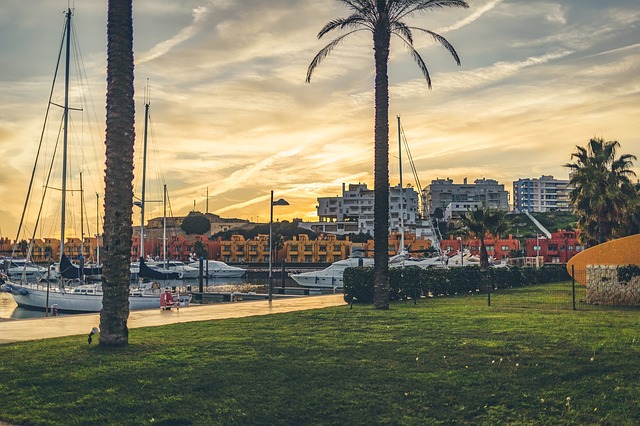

1,257,46,281
188,260,246,278
289,257,375,289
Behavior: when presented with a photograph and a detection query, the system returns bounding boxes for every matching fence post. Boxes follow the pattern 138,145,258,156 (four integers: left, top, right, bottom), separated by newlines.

486,271,491,306
572,264,576,311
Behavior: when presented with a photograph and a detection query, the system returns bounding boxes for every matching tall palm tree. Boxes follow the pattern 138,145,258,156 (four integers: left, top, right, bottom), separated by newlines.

459,206,506,271
564,138,636,247
619,183,640,237
100,0,135,347
307,0,468,309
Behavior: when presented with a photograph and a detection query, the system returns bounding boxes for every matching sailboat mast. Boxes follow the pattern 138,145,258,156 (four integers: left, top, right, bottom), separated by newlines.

140,102,149,260
96,192,100,265
60,8,72,262
80,172,84,256
397,115,404,251
163,185,167,265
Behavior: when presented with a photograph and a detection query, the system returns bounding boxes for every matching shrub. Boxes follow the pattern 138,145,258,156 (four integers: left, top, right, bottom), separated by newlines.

617,264,640,284
343,264,572,304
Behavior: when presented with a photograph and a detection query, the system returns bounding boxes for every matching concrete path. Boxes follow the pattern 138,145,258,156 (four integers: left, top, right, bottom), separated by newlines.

0,294,346,344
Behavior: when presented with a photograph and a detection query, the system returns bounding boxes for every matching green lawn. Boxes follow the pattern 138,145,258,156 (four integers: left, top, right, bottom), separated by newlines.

0,283,638,425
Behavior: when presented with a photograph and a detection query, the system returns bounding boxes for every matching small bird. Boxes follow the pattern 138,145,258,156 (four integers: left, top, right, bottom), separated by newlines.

87,326,99,344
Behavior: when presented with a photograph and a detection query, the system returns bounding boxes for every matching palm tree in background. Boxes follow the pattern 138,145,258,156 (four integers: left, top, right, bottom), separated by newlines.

307,0,469,309
564,138,636,247
100,0,136,347
459,206,506,271
619,182,640,237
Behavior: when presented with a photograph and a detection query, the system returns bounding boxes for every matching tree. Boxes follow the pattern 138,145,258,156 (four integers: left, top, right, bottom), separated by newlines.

619,183,640,236
100,0,135,347
307,0,468,309
459,206,506,270
18,240,28,258
564,138,637,247
44,245,53,262
192,240,207,259
181,212,211,235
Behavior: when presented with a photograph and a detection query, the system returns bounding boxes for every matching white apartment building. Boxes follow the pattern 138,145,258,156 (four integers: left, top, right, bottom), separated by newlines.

298,183,419,236
513,175,572,212
425,178,510,216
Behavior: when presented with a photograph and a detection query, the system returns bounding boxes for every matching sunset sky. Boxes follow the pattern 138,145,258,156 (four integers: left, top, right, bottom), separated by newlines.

0,0,638,241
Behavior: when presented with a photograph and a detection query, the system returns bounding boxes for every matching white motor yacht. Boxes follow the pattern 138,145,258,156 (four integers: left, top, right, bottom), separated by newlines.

1,257,46,281
289,257,374,289
187,260,246,278
159,261,200,279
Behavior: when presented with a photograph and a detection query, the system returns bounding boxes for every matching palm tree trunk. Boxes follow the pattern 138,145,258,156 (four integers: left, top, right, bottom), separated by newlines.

372,11,390,310
479,238,489,271
100,0,135,346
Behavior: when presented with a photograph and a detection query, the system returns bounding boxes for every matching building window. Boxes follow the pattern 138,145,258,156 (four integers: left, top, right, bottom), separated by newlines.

501,245,509,251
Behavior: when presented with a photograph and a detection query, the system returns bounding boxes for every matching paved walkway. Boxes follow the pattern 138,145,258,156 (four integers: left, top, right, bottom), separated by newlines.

0,294,346,344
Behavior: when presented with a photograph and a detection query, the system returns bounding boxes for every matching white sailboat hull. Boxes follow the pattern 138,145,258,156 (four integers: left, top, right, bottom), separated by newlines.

5,283,191,313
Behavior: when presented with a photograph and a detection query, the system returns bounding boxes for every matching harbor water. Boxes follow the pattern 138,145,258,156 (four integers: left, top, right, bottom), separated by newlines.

1,275,303,320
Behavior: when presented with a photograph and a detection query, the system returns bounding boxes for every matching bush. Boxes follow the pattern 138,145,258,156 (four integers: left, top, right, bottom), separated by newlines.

343,264,572,304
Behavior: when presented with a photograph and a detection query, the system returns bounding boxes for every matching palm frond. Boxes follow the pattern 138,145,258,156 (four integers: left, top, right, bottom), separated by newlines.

391,21,414,45
394,32,432,88
412,27,462,65
318,15,371,38
339,0,377,20
393,0,469,22
306,30,364,83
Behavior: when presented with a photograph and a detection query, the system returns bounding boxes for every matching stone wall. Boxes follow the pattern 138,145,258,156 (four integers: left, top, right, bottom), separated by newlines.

585,265,640,306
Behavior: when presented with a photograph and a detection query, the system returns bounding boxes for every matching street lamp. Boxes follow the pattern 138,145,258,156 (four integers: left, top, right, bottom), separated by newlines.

269,190,289,302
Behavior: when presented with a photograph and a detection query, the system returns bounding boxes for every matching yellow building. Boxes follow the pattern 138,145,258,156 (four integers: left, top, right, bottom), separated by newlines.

220,234,271,263
0,236,102,264
285,234,351,263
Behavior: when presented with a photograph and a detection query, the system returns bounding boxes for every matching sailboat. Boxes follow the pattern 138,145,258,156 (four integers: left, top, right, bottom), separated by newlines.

130,102,180,282
390,115,447,269
2,9,190,312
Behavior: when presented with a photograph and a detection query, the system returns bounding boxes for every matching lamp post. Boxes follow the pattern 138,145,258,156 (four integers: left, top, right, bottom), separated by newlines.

269,191,289,302
457,236,464,266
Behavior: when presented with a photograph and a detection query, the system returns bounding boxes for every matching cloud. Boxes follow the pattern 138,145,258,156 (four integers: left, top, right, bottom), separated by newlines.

137,6,210,64
436,0,505,33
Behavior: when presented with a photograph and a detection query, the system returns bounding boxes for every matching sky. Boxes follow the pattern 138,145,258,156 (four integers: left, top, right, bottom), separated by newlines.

0,0,638,241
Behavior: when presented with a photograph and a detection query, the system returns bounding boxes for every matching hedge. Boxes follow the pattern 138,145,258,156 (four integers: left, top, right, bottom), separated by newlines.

343,264,571,304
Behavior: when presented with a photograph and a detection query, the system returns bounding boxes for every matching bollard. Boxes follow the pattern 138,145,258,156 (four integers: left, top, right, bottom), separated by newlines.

281,258,286,291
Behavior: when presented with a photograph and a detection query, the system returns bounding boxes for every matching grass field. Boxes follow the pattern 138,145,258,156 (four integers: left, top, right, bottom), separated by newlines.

0,282,638,425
